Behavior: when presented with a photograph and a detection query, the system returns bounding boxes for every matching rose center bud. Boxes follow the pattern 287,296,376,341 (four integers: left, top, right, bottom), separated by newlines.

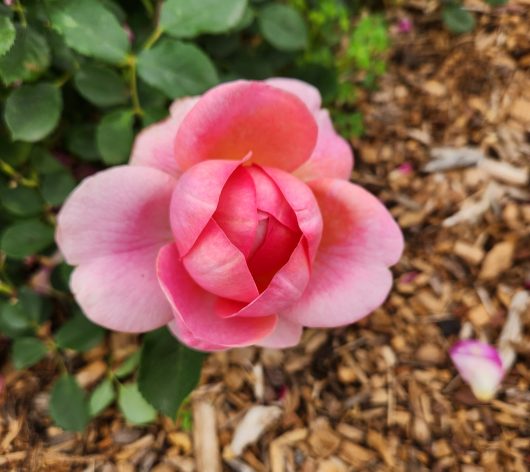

182,164,304,303
214,166,302,293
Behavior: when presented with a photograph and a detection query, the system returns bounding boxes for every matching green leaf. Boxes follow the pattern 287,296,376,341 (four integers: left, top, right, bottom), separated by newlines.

0,26,50,85
54,309,105,352
138,328,204,418
18,286,49,324
30,147,64,174
1,218,55,259
46,0,130,64
138,38,218,99
0,183,43,217
0,16,15,57
114,350,141,379
11,337,48,369
41,170,76,206
66,125,101,162
49,374,90,431
0,301,33,337
160,0,247,38
50,262,73,292
74,63,128,107
0,138,32,167
118,382,157,425
96,109,134,165
258,4,308,52
89,377,115,416
442,5,476,34
5,83,62,142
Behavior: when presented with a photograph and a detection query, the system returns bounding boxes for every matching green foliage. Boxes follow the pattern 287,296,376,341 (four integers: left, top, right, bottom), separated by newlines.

160,0,248,38
5,83,62,142
118,382,157,425
11,336,48,369
442,4,476,34
0,0,388,432
49,374,90,431
0,16,16,57
138,328,205,418
137,39,219,99
259,4,308,52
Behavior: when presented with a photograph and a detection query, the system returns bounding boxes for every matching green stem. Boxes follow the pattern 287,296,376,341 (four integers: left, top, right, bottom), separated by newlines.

0,159,39,187
126,56,143,117
141,0,155,17
143,26,162,50
0,282,15,298
13,0,27,27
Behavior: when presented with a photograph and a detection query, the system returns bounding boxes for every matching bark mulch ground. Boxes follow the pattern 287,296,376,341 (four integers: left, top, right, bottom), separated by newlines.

1,1,529,470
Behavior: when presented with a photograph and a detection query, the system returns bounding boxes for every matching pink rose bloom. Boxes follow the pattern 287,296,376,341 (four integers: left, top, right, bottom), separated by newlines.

449,340,505,401
56,79,403,351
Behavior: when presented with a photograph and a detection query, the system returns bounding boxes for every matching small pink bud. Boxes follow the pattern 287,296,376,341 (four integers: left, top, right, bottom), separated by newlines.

4,0,13,6
397,18,413,34
397,162,414,175
449,340,505,401
399,271,418,284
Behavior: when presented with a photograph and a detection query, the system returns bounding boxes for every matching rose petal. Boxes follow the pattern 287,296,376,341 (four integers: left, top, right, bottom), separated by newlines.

217,240,311,318
266,79,353,181
183,219,259,303
170,159,241,257
262,166,323,261
247,216,300,292
449,340,505,401
214,166,258,257
256,317,303,349
282,179,404,327
168,316,227,352
294,110,353,181
174,81,318,172
157,243,277,347
130,97,198,177
266,77,322,112
246,166,298,231
56,166,176,331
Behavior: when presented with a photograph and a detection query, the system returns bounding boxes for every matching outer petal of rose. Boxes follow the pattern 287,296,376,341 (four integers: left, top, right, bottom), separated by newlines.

266,77,321,112
57,166,175,264
157,243,277,347
256,317,303,349
170,159,241,256
282,179,404,328
70,249,173,332
183,220,259,303
217,240,310,319
129,97,198,177
56,166,176,331
262,167,323,261
174,81,318,172
294,110,354,181
168,317,227,352
449,340,505,401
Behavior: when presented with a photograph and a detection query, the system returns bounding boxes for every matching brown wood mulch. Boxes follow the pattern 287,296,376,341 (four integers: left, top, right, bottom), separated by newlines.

1,1,529,470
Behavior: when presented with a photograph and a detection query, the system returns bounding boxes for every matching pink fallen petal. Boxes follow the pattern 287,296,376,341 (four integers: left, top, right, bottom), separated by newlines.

56,166,176,331
130,97,198,177
282,179,404,327
449,340,505,401
174,81,318,172
157,243,277,348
